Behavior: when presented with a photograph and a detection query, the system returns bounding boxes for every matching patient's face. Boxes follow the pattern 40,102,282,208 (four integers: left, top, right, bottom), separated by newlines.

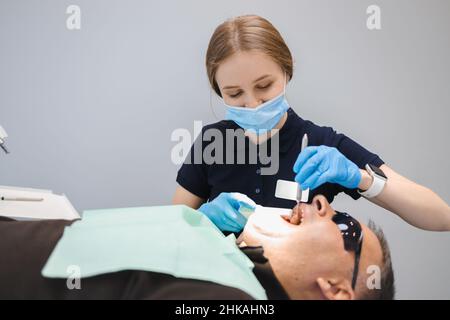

242,195,347,250
241,195,383,299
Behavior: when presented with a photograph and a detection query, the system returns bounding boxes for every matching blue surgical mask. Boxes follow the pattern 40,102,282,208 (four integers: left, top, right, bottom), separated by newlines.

223,74,290,135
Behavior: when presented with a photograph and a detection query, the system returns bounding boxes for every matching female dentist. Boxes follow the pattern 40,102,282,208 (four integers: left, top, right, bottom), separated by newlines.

173,15,450,233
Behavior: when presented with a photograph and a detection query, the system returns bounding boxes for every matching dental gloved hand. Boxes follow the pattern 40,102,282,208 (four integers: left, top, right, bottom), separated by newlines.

198,192,256,232
293,145,361,190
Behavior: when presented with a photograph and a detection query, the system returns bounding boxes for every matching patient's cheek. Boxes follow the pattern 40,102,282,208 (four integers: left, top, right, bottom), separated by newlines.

241,215,263,246
244,213,293,240
253,214,281,230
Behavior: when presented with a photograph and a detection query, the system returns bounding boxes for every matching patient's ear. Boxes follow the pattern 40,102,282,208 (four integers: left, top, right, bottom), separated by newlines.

316,277,355,300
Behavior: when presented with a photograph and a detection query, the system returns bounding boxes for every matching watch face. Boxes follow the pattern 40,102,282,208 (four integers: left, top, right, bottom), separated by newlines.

369,164,387,179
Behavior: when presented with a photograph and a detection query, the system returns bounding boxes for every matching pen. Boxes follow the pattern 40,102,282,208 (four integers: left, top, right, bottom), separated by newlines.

0,196,44,202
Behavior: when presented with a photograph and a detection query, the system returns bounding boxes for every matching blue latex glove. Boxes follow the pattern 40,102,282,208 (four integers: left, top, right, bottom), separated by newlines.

198,192,256,232
293,145,361,191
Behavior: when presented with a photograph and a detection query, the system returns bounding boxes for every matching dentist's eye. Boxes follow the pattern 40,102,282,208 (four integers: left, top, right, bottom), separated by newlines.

256,82,272,90
229,91,242,98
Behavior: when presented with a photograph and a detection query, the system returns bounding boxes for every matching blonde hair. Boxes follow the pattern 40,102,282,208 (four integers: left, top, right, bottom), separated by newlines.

205,15,293,97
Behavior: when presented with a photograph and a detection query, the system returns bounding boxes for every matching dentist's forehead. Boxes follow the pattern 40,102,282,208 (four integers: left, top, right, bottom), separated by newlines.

215,51,284,83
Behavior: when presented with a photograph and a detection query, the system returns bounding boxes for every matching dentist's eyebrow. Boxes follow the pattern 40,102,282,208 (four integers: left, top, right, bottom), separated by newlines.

222,74,272,90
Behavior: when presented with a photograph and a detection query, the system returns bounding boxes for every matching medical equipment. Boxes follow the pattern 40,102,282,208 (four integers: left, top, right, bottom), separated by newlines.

0,125,9,154
232,192,293,219
224,92,290,135
0,185,80,220
275,179,309,203
275,133,310,203
0,126,79,220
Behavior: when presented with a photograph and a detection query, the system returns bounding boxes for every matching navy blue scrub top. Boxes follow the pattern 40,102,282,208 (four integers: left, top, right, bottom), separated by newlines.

176,108,384,209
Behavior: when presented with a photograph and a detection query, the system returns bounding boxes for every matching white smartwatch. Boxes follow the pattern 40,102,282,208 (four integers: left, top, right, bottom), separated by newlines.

358,164,387,198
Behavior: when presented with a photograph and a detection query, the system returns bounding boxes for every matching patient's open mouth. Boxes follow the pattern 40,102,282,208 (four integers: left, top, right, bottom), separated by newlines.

289,205,304,225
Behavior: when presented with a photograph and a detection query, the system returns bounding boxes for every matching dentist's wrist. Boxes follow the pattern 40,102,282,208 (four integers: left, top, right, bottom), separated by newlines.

358,169,373,191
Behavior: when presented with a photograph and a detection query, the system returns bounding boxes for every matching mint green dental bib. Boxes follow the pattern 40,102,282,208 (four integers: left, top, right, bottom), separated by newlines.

42,204,267,300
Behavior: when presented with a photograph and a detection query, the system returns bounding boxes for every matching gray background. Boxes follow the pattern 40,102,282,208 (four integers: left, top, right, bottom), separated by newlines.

0,0,449,299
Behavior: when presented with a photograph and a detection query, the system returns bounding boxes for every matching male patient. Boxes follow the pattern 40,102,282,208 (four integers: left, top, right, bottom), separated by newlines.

0,194,394,300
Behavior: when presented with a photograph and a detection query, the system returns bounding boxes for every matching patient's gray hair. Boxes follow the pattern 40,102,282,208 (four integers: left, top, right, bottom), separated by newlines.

358,220,395,300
